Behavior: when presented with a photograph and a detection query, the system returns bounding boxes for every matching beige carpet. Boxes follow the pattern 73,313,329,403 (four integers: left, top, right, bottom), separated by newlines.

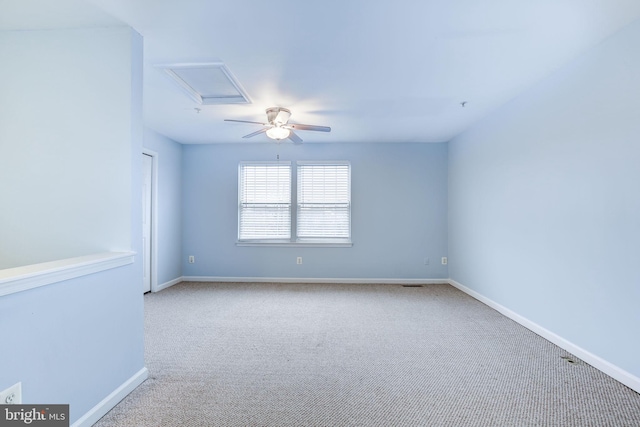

95,282,640,426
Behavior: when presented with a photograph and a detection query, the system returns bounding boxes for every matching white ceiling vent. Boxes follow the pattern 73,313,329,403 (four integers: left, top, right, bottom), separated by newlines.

157,62,251,105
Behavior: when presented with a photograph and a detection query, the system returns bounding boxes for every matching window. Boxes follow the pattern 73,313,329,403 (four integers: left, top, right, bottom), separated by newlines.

297,162,350,240
238,162,291,240
238,161,351,246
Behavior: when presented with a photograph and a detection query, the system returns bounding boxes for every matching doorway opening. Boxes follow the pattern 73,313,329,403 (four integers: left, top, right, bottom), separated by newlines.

142,150,158,293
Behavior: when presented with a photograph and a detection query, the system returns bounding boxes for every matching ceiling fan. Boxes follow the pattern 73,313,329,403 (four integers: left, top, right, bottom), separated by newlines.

224,107,331,143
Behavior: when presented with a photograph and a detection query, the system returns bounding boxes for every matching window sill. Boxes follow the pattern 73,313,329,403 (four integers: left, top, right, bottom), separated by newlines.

236,240,352,248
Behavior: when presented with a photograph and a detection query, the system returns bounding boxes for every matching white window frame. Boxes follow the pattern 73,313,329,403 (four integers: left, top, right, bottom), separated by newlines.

238,161,292,243
296,161,351,243
237,161,352,247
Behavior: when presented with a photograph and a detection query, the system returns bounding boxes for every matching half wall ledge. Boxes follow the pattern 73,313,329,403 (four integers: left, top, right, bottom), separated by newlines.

0,251,136,297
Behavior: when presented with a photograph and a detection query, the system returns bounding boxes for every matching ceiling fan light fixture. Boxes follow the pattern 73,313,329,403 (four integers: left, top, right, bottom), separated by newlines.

225,106,330,143
266,126,291,140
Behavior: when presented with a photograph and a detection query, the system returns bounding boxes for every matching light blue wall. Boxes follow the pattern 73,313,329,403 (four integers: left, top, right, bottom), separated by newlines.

448,20,640,377
0,265,145,418
143,128,183,286
0,28,136,269
0,27,145,424
182,142,448,280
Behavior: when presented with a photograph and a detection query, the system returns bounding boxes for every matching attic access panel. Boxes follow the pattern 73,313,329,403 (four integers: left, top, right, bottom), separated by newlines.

158,62,251,105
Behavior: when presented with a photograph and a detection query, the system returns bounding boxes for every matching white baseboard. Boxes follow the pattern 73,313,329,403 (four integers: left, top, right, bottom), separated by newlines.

71,367,148,427
154,276,183,292
182,276,449,285
448,279,640,394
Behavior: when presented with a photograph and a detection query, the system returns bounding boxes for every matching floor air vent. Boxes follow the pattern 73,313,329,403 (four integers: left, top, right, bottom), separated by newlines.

402,284,423,288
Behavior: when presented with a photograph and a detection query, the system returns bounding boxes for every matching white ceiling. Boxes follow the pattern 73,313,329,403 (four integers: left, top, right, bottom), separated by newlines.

3,0,640,144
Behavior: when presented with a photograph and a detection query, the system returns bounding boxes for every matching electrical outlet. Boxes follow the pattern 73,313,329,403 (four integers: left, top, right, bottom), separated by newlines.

1,382,22,405
296,257,303,265
441,257,448,265
424,257,430,265
188,255,195,264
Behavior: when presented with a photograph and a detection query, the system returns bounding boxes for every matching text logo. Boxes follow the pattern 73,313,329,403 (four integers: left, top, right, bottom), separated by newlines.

0,405,68,427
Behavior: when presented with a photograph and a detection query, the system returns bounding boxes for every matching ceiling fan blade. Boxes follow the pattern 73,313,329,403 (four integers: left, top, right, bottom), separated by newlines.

288,131,303,144
242,128,269,138
224,119,268,125
288,123,331,132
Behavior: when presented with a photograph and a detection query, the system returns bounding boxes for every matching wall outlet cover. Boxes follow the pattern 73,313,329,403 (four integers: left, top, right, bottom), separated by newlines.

0,382,22,405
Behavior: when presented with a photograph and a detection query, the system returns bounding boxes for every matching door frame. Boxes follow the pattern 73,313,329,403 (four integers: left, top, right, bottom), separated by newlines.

142,149,159,293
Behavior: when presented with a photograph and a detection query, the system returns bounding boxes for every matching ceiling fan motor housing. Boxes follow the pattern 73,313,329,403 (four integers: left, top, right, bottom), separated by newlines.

266,107,291,125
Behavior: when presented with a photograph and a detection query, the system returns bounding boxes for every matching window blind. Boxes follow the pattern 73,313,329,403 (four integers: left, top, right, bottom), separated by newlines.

297,163,350,239
238,163,291,240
